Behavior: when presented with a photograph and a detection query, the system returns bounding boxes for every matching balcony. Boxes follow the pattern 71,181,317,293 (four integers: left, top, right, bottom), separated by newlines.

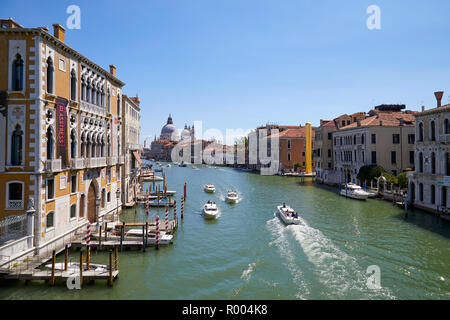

107,156,117,166
45,158,62,173
85,157,106,168
439,135,450,144
70,158,85,169
80,100,105,117
7,200,24,210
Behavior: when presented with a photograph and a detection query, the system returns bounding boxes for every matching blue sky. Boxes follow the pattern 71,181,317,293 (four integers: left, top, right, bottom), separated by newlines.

3,0,450,144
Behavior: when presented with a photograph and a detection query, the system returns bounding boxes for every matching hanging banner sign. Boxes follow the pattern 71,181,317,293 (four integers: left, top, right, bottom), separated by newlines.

56,97,69,168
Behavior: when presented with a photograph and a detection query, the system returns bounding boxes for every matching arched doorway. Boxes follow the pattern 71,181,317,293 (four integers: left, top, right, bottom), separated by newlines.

87,183,97,223
80,194,85,218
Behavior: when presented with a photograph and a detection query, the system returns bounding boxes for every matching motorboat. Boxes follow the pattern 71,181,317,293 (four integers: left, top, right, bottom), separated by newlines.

340,183,370,200
277,204,301,225
150,190,177,197
203,201,219,219
142,175,163,182
226,190,238,203
204,184,216,193
45,262,108,273
125,229,173,245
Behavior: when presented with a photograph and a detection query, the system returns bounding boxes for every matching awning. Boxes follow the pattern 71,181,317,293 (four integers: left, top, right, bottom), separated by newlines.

133,151,143,166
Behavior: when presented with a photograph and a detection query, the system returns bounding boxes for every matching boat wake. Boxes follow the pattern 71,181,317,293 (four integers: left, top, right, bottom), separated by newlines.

266,217,311,299
286,220,395,299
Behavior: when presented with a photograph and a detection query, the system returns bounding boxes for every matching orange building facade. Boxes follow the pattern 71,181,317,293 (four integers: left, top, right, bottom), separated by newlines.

0,19,125,261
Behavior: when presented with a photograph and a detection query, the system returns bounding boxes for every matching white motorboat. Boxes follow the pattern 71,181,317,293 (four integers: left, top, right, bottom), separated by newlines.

204,184,216,193
226,190,238,203
125,229,173,245
277,204,301,225
45,262,108,273
340,183,369,200
203,202,219,219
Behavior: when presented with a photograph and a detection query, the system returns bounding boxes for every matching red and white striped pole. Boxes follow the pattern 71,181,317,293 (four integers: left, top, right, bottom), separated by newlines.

86,223,91,267
181,196,184,219
165,206,169,232
173,200,177,223
155,215,160,250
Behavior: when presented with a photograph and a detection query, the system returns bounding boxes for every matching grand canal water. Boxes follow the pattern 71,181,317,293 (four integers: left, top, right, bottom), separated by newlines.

1,161,450,299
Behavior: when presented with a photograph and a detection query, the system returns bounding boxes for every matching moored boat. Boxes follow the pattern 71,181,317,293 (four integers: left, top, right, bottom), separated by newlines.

340,183,369,200
125,229,173,245
277,203,301,225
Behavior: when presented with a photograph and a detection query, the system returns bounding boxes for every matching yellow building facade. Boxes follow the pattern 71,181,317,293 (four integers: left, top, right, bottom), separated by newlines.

0,19,125,261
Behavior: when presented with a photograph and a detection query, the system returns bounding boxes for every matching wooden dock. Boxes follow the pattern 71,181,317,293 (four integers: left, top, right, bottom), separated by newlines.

3,269,119,282
71,239,172,250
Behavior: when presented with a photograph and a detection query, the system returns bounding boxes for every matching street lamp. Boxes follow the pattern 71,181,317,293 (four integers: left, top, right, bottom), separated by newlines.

116,189,121,222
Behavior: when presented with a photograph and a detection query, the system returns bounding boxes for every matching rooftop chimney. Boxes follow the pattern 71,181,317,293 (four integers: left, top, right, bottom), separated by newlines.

356,119,361,127
52,24,65,42
434,91,444,108
39,26,49,32
109,65,116,77
421,105,425,112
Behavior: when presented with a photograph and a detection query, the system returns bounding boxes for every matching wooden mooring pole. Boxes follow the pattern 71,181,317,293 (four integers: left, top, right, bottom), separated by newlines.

51,250,56,286
104,222,108,242
114,246,118,270
108,250,113,286
79,251,83,287
64,245,69,271
99,226,103,251
142,225,146,252
120,221,125,252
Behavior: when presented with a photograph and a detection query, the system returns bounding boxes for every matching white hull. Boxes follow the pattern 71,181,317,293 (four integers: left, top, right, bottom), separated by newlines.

204,185,216,193
277,205,301,225
204,203,219,219
227,197,238,203
339,190,368,200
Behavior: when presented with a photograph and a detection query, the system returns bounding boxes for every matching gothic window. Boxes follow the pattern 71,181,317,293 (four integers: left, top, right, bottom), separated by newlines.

430,121,436,141
107,89,111,113
46,127,54,160
418,123,424,142
419,152,423,173
431,152,436,174
70,129,77,158
70,69,77,100
117,94,121,116
445,119,450,135
46,57,54,94
11,124,23,165
12,54,24,91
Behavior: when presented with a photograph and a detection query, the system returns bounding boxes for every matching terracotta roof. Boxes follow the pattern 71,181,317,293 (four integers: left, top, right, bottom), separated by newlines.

339,112,416,130
416,104,450,116
267,128,316,139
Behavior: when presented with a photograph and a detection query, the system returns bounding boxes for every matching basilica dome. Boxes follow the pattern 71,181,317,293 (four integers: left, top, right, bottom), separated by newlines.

160,114,178,141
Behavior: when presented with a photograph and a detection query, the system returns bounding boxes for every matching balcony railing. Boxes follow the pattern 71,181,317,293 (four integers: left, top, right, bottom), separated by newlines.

80,101,105,117
85,157,106,168
70,158,85,169
45,158,62,173
6,200,24,210
439,135,450,143
107,156,117,166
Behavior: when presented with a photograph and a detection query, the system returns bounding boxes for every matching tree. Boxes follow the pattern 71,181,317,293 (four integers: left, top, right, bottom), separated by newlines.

294,162,301,171
357,165,387,181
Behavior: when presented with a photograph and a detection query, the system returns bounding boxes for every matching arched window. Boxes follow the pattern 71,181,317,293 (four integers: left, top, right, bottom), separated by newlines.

430,121,436,141
431,152,436,174
86,84,91,103
70,204,77,219
81,77,86,101
101,189,106,208
70,129,77,158
445,119,450,135
117,94,121,116
446,153,450,176
80,195,85,218
46,211,55,229
107,135,111,157
107,89,111,113
97,88,101,105
7,181,23,209
418,123,424,142
46,127,54,160
12,54,24,91
91,141,96,158
419,152,423,173
431,185,436,204
80,133,85,157
419,183,424,202
46,57,54,94
70,69,77,100
117,135,120,157
92,87,96,105
11,124,23,166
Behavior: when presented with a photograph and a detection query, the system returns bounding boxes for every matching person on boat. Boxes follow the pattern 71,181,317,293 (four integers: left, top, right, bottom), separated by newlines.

283,202,286,208
294,212,298,218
